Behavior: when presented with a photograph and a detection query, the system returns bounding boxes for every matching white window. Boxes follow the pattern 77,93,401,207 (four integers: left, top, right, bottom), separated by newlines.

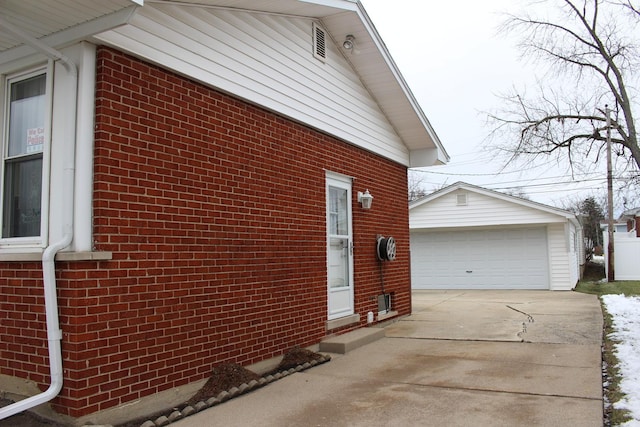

2,70,49,240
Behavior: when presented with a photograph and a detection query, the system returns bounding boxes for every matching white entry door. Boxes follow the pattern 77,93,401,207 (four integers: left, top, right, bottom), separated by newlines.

326,175,354,320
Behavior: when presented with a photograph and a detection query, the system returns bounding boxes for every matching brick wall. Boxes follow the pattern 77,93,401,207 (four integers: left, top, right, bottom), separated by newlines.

0,46,411,417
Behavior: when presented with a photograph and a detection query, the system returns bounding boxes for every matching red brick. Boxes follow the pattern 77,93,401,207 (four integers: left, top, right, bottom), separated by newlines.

0,46,411,418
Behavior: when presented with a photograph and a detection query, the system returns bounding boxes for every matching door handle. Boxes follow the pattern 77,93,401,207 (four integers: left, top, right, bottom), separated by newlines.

340,240,353,257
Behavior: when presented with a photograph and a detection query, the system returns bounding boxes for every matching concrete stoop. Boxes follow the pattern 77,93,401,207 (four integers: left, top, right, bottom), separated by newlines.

319,327,385,354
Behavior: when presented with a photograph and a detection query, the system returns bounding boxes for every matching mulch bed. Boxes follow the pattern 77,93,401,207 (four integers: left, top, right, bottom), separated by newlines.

187,347,326,406
118,347,330,427
186,363,261,406
0,348,330,427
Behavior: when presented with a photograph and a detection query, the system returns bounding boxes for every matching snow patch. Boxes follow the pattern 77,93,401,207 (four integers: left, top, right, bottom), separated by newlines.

602,294,640,426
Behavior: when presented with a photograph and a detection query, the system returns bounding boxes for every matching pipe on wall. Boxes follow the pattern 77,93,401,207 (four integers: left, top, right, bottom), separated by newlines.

0,16,77,420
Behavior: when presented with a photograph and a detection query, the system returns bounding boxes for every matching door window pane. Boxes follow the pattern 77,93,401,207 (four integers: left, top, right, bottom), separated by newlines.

329,187,348,236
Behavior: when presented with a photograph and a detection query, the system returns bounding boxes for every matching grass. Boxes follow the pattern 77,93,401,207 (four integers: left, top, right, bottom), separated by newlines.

574,266,640,426
575,280,640,297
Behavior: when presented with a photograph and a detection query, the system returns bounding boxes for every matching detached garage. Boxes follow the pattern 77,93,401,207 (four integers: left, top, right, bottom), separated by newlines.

409,182,584,290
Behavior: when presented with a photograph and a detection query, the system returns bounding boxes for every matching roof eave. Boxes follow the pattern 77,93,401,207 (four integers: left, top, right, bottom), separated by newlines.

1,0,448,167
353,1,448,164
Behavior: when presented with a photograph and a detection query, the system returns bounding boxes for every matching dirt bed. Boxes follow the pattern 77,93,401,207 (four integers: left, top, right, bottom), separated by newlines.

2,348,328,427
0,399,66,427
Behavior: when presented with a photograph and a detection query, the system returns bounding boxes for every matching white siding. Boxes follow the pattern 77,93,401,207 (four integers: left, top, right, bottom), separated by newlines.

569,223,581,286
547,223,573,290
92,4,411,165
410,190,566,230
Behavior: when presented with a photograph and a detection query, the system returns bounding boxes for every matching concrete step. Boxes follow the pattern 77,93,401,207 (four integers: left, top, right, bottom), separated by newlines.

319,327,385,354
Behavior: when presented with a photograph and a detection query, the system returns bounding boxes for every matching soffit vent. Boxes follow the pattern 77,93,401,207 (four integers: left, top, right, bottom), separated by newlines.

313,22,327,62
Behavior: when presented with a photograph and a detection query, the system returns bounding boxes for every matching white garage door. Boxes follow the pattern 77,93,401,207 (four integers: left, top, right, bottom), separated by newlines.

411,227,549,289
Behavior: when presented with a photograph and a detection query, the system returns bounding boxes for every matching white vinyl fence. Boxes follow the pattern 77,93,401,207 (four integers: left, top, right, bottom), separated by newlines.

603,231,640,280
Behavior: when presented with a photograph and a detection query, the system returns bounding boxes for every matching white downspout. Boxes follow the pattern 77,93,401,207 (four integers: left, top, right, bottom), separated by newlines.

0,17,77,420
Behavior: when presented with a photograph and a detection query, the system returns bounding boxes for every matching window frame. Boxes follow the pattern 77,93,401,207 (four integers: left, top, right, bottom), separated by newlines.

0,65,53,248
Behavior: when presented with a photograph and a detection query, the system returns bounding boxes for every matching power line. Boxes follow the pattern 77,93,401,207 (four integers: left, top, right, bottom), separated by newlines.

413,169,633,186
412,167,603,179
413,176,629,199
491,177,606,190
413,169,523,177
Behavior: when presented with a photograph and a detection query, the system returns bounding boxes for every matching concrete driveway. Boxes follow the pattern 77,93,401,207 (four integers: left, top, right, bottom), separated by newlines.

173,290,603,427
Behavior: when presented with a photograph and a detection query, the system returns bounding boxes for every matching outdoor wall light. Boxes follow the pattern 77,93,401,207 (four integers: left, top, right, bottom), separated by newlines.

357,189,373,209
343,35,355,50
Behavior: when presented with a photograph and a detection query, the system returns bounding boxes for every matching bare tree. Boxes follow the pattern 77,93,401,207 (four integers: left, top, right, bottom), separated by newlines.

502,186,531,200
561,195,605,256
407,171,454,201
488,0,640,177
408,171,429,201
621,0,640,16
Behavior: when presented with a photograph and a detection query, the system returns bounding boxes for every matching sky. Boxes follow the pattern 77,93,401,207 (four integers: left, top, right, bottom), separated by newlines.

602,293,640,425
360,0,614,209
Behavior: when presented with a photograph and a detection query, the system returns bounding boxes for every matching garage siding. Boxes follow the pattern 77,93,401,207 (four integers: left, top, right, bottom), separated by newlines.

547,223,576,290
411,227,550,290
409,189,566,229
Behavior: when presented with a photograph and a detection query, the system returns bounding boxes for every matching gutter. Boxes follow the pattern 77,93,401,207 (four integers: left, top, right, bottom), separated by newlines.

0,16,77,420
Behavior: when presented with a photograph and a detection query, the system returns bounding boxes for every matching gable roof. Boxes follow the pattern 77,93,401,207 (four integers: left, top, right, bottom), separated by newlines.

0,0,448,167
410,181,579,223
620,207,640,220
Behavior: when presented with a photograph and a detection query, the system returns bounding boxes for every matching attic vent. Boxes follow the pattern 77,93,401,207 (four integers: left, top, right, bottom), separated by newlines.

313,23,327,62
456,193,467,206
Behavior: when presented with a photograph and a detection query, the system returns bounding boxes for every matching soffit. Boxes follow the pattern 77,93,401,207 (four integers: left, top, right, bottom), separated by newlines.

0,0,141,52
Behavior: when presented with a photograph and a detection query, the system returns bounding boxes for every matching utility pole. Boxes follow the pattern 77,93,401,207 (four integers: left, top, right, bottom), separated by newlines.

606,105,615,282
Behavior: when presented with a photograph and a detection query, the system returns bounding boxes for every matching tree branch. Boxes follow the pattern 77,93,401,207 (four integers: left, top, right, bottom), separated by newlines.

488,0,640,173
